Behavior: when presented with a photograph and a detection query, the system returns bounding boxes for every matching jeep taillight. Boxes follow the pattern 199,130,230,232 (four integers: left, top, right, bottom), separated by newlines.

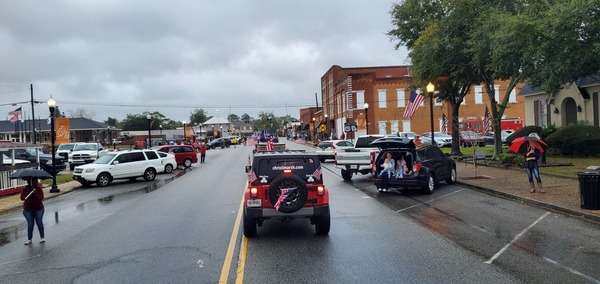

370,151,375,164
317,186,325,196
284,169,292,174
250,187,258,198
413,163,422,173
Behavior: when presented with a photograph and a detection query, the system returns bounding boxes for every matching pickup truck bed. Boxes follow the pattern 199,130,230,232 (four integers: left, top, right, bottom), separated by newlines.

334,135,384,181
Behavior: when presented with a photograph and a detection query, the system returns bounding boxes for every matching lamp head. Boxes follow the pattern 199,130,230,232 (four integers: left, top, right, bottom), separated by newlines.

364,102,369,109
426,82,435,93
183,120,186,125
146,114,151,120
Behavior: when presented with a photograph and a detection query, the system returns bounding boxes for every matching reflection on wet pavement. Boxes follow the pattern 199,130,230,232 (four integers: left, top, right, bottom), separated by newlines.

0,172,185,247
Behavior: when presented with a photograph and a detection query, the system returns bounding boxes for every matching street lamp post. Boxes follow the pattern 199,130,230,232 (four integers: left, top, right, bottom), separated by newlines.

183,121,187,142
48,96,59,193
426,82,436,146
220,126,223,138
324,114,328,140
146,114,152,148
311,117,316,143
364,103,369,135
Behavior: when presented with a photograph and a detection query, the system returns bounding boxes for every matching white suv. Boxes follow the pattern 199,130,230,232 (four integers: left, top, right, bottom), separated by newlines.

72,150,165,187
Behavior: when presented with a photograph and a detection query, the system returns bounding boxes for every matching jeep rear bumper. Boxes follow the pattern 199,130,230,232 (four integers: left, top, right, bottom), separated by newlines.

245,205,329,219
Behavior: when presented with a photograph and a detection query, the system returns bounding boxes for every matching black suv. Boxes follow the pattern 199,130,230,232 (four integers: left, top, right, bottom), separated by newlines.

207,138,231,149
0,148,66,175
371,137,456,194
243,151,330,237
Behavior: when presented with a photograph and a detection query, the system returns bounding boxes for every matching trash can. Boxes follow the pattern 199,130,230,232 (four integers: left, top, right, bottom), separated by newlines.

577,172,600,210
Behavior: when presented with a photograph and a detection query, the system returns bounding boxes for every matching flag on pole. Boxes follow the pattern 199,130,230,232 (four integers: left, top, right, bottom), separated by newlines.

8,107,22,123
403,91,424,119
441,113,448,134
312,164,323,180
266,140,274,151
482,106,492,134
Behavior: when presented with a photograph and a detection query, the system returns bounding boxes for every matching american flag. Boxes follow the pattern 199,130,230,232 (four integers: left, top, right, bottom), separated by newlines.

441,113,448,134
482,106,492,134
403,91,424,119
274,188,295,211
266,140,274,151
312,165,322,180
8,107,21,123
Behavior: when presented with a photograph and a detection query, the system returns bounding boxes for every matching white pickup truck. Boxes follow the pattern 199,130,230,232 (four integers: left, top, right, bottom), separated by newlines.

69,142,109,171
334,135,384,181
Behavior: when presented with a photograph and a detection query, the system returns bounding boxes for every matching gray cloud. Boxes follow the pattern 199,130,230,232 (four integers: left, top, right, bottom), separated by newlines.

0,0,408,122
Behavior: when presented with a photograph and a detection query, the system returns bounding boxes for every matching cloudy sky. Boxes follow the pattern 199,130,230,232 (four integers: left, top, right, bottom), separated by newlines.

0,0,409,124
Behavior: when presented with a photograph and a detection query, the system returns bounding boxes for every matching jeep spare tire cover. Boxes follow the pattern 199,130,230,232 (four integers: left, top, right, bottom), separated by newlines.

268,175,308,213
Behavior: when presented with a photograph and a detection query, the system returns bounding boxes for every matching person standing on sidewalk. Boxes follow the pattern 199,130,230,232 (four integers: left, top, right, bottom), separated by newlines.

199,142,207,163
525,136,544,193
20,178,45,245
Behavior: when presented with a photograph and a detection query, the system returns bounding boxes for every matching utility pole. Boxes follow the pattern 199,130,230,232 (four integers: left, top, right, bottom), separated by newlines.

30,84,36,144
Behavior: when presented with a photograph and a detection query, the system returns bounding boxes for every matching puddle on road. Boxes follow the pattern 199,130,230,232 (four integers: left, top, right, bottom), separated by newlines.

0,168,190,247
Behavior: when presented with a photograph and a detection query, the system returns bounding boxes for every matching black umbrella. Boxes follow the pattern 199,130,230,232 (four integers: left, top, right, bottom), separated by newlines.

9,168,53,180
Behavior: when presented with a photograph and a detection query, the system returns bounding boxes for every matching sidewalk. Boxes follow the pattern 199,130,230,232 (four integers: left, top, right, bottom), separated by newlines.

0,180,81,215
456,161,600,223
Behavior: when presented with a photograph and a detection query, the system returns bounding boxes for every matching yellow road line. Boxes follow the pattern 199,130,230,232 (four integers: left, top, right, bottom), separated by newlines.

219,196,244,283
235,235,248,284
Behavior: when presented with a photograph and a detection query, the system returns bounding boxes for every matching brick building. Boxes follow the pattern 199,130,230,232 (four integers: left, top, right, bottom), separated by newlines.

309,65,526,142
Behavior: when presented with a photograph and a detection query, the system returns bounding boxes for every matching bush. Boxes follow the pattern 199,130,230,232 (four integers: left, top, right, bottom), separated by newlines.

545,125,600,157
505,125,543,144
499,153,524,166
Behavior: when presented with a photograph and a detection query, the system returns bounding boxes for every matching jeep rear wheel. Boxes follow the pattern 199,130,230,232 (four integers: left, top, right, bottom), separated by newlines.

96,173,111,187
143,168,157,181
268,175,308,213
341,169,352,181
243,216,257,237
314,213,330,235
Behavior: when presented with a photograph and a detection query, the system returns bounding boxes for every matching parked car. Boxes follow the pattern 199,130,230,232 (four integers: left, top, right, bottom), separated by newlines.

483,130,512,145
397,132,417,140
2,154,30,165
69,143,109,170
458,131,485,147
0,148,66,174
316,140,355,162
206,138,231,149
421,132,452,147
56,142,82,162
371,137,457,194
72,150,164,187
157,151,177,173
229,136,240,145
151,145,198,168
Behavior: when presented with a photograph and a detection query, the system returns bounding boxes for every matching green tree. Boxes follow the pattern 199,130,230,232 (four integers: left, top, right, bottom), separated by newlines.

227,114,240,122
66,107,96,120
389,0,479,156
240,113,252,122
121,111,173,131
104,117,119,127
189,108,209,125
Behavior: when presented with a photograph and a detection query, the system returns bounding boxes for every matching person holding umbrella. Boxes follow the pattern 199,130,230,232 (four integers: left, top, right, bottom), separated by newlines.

20,177,45,245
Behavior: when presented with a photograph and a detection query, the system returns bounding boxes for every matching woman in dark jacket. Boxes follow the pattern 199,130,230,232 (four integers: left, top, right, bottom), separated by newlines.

525,140,544,193
20,178,45,245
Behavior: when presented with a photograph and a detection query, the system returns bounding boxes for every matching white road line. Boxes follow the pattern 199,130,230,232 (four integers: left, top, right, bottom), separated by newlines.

395,189,465,213
543,257,600,284
485,212,550,264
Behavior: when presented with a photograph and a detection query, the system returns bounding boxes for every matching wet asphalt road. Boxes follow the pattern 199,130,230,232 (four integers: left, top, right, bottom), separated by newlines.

0,141,598,283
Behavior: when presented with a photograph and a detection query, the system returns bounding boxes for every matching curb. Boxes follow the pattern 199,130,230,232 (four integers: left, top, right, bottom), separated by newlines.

457,181,600,224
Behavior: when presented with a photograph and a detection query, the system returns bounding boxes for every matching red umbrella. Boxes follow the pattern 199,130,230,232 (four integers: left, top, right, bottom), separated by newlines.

509,136,547,154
